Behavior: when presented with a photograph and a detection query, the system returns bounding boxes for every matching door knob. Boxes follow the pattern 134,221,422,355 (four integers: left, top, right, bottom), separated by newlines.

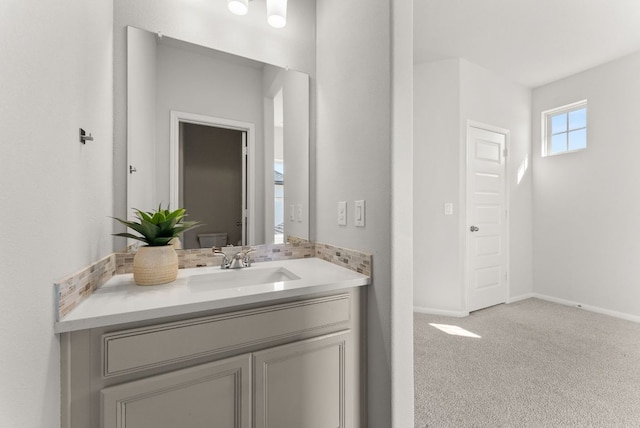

470,225,479,232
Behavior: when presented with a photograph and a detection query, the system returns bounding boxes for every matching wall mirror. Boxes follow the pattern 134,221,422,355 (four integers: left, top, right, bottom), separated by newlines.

126,26,310,249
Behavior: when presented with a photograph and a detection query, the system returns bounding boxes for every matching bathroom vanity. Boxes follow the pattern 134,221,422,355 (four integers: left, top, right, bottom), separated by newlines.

57,258,369,428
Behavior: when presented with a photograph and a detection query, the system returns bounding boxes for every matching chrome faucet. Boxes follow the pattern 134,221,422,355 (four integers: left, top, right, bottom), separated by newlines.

216,247,255,269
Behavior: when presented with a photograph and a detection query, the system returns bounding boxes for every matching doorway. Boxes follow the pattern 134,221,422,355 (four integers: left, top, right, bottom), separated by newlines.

181,123,246,249
466,123,509,311
170,111,255,249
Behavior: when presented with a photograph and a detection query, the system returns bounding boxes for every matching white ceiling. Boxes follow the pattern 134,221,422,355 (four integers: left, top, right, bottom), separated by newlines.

414,0,640,88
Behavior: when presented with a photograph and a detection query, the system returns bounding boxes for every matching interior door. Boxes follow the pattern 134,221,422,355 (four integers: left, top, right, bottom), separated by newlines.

466,125,508,312
181,123,245,248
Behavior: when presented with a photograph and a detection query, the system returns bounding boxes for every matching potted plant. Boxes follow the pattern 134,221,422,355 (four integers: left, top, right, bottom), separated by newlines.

113,206,200,285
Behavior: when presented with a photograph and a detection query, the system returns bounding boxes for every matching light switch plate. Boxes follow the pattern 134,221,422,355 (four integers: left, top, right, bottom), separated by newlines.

444,202,453,216
290,204,295,222
296,204,303,223
338,201,347,226
354,200,365,227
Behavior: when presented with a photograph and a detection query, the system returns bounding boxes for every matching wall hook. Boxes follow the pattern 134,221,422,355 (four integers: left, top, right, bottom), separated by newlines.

79,128,94,144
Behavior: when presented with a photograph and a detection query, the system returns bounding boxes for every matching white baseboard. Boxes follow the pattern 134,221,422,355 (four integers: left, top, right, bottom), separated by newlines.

416,294,640,324
507,293,536,304
531,293,640,324
414,306,469,318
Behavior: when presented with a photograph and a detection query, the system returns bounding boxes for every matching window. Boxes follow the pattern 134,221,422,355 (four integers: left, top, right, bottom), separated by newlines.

542,100,587,156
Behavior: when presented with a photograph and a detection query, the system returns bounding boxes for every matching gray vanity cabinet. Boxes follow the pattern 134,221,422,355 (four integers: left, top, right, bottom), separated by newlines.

60,288,365,428
253,331,353,428
101,355,250,428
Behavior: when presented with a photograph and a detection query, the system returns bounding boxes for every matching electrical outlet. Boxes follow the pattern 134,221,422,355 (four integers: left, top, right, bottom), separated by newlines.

338,201,347,226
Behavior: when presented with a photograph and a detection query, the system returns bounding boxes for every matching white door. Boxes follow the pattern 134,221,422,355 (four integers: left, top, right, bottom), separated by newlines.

466,125,508,312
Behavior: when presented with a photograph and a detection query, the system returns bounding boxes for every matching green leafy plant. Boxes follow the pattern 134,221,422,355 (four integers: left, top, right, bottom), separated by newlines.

112,205,201,246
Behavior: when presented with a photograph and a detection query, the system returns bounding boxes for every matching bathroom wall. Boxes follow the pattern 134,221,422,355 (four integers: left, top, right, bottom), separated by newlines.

390,1,416,424
413,59,464,312
0,1,114,426
413,58,533,315
532,50,640,320
316,0,415,426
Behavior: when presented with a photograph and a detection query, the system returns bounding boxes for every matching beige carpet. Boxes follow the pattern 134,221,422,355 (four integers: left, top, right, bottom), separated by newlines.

414,298,640,427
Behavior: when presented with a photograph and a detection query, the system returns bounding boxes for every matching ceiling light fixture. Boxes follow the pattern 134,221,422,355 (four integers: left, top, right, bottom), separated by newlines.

266,0,287,28
227,0,287,29
228,0,249,16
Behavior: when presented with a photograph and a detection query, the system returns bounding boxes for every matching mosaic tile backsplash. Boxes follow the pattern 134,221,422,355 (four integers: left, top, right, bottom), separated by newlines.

56,241,371,321
315,242,372,276
55,254,116,319
115,240,316,274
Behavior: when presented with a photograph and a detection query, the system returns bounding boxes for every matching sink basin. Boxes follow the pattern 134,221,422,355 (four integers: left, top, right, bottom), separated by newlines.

188,267,300,290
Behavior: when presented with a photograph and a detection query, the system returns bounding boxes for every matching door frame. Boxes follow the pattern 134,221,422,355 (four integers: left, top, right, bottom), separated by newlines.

464,120,510,312
170,110,256,245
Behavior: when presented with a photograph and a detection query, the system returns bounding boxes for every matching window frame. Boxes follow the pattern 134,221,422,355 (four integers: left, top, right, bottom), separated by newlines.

541,100,588,157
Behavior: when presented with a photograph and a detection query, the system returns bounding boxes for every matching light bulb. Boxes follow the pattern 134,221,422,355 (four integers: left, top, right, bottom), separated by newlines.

266,0,287,28
228,0,248,16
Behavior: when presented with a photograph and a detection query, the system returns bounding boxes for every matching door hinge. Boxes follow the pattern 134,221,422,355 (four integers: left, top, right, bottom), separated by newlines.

243,146,248,156
503,148,508,157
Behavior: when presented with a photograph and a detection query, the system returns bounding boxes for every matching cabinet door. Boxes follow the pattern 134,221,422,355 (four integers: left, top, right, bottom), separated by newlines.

101,354,250,428
253,330,353,428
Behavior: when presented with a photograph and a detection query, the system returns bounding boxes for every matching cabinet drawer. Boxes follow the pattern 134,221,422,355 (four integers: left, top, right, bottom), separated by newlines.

102,293,351,377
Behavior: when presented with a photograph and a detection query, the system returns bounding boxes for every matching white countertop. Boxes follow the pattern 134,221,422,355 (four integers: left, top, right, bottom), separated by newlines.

55,258,370,333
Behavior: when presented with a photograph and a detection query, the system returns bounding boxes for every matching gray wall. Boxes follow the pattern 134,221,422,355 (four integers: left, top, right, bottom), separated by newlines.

0,0,114,426
532,50,640,320
317,0,398,425
413,58,533,315
413,59,463,312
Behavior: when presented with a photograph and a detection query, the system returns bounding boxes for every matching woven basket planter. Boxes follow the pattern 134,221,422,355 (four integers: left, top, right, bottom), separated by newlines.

133,246,179,286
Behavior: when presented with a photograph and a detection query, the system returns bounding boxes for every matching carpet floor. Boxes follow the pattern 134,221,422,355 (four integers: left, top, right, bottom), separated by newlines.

414,298,640,427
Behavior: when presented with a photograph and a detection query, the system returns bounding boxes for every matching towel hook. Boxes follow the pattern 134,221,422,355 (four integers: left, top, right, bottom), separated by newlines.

79,128,94,144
